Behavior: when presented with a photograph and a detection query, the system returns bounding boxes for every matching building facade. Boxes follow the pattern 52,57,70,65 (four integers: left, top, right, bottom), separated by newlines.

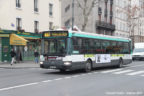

113,0,130,38
134,0,144,42
0,0,61,32
0,0,61,62
131,0,144,43
61,0,115,35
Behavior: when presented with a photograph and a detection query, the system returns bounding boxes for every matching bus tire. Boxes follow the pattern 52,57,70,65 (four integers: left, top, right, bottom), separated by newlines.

60,69,66,73
84,60,92,72
117,59,123,68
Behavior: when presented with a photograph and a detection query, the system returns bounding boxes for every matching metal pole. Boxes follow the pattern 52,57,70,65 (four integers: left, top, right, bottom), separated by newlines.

72,0,74,30
41,39,44,55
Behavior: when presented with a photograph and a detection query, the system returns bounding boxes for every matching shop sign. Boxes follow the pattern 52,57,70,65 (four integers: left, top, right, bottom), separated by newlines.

10,34,27,46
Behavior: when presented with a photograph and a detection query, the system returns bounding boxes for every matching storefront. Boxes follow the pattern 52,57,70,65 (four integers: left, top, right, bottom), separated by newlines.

0,30,41,62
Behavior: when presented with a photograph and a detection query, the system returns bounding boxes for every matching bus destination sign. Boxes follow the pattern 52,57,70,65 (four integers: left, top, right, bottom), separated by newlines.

43,31,68,37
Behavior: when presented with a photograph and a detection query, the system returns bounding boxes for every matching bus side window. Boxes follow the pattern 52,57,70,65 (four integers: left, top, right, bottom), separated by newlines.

82,39,89,54
123,42,129,54
101,41,110,54
89,39,94,53
117,42,123,54
111,41,117,54
93,40,101,54
72,37,82,54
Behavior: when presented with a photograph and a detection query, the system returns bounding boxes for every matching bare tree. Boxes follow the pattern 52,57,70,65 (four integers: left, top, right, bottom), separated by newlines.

116,0,140,45
127,0,140,38
76,0,99,31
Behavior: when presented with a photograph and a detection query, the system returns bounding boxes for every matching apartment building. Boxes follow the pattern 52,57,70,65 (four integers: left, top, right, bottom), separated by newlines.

134,0,144,42
61,0,115,35
0,0,61,32
113,0,130,38
0,0,61,62
131,0,144,42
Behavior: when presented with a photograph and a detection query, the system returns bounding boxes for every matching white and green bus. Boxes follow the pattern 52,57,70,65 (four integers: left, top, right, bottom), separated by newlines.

40,30,132,72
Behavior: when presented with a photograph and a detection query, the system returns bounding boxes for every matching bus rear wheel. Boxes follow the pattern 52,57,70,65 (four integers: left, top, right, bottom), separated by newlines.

84,61,92,72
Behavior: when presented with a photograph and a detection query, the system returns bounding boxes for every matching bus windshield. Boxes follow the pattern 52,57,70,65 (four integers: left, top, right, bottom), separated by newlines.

44,38,67,56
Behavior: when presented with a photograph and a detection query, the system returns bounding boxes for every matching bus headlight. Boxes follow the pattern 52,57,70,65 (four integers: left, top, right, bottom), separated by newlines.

40,62,43,64
64,61,72,66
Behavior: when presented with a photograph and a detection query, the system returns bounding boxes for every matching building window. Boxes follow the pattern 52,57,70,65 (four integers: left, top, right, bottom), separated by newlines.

49,3,53,16
34,21,39,33
34,0,38,12
49,22,53,30
16,18,22,30
16,0,21,8
65,5,70,13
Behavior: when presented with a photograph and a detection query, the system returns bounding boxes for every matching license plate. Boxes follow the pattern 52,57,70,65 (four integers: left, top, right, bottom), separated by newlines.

49,66,56,69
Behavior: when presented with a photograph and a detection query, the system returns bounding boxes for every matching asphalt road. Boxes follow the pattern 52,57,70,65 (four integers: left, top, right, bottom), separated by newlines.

0,61,144,96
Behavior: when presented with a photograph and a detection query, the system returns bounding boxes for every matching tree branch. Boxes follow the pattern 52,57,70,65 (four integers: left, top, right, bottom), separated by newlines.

76,0,84,9
87,0,98,16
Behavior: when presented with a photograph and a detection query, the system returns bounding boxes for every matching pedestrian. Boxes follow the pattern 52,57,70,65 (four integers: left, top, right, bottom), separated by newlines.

10,49,16,65
34,50,39,63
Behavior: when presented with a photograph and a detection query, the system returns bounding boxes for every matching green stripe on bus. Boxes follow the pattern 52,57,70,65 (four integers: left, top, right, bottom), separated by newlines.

72,33,129,42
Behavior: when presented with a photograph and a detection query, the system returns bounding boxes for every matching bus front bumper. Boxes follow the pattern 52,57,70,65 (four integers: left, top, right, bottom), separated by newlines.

40,61,72,70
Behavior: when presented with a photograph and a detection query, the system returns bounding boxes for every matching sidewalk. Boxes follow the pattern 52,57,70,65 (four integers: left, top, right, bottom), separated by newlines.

0,61,40,69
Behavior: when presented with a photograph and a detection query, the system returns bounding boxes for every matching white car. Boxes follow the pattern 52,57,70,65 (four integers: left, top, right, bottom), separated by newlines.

132,48,144,60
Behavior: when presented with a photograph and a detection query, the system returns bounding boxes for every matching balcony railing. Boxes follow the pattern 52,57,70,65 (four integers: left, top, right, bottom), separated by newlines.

96,20,115,31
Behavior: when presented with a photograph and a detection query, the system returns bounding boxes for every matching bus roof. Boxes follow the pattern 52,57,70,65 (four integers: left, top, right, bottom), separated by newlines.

68,30,131,42
42,30,131,42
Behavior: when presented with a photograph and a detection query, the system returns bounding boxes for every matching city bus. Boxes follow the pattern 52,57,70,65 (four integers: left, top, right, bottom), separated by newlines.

40,30,132,72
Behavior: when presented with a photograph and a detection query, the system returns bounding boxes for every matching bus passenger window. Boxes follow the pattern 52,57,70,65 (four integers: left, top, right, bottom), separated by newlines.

101,41,110,54
93,40,101,54
72,37,82,54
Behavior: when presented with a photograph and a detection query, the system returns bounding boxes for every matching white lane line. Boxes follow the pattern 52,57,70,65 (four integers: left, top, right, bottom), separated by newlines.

0,71,99,92
64,76,72,79
54,78,63,81
126,71,144,76
71,75,80,78
129,64,144,68
113,70,134,74
42,80,53,83
0,82,38,91
101,69,123,73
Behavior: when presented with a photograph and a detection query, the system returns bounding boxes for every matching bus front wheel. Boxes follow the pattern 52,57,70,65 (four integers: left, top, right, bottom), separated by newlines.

60,69,66,73
84,61,92,72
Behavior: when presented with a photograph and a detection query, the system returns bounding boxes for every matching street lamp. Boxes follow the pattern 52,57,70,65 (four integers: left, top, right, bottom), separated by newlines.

72,0,74,30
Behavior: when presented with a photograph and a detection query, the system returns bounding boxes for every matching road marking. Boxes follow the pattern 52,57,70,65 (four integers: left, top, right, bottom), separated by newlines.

113,70,134,74
0,72,98,91
54,78,63,81
42,80,53,83
71,75,80,78
126,71,144,76
129,64,144,68
0,82,38,91
0,68,143,92
64,76,72,79
101,69,123,73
